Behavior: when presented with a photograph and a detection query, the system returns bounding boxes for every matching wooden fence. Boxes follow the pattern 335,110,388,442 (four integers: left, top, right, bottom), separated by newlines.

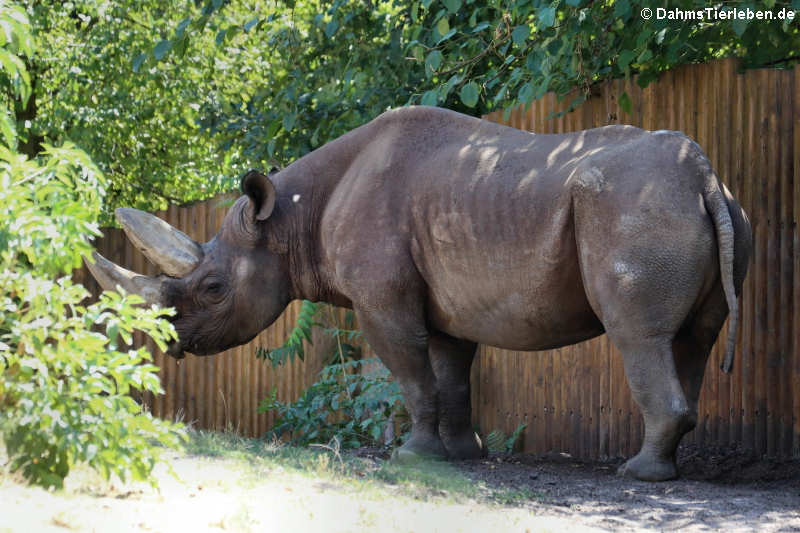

78,58,799,459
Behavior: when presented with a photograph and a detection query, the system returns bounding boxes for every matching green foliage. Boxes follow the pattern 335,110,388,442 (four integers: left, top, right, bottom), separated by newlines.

400,0,799,115
0,3,184,489
259,358,406,449
486,423,526,453
18,1,239,221
255,299,319,367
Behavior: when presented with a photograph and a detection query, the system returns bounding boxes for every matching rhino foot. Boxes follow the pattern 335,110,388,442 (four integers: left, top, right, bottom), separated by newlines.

442,431,487,460
617,452,678,481
390,434,449,464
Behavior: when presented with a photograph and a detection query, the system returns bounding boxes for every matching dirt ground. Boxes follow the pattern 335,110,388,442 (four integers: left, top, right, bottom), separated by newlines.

1,441,798,533
351,443,800,532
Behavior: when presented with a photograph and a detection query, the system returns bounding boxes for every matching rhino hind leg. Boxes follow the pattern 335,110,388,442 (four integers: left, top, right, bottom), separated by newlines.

354,307,448,463
429,333,487,460
614,335,694,481
618,274,731,481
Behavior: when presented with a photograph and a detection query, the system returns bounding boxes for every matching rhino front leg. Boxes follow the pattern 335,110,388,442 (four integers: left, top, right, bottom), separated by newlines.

355,309,448,463
429,333,486,459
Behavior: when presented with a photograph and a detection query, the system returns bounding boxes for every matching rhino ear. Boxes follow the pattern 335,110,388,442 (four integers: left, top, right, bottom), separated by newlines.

241,169,276,221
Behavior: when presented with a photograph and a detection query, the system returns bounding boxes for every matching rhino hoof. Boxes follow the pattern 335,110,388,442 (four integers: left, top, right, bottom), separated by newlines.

443,431,488,460
617,453,678,481
390,438,449,465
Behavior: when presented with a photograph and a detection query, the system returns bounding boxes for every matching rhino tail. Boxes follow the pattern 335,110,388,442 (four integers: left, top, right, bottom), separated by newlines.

703,171,738,374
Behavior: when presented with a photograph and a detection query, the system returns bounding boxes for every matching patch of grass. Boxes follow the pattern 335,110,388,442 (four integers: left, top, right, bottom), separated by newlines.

372,460,482,501
491,486,544,505
182,429,538,507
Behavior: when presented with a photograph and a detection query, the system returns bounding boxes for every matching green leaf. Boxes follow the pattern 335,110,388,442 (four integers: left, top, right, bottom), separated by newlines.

153,40,172,61
613,0,631,19
176,17,192,37
436,16,450,36
459,82,479,108
244,17,259,32
324,20,338,38
282,112,296,132
511,25,530,45
618,49,635,71
731,18,748,37
566,0,582,6
0,108,16,147
420,89,438,106
618,91,632,114
637,49,653,63
442,0,461,13
425,50,443,75
537,7,556,28
518,82,534,104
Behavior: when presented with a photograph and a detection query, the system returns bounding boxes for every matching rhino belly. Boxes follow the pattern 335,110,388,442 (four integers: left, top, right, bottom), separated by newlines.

424,262,605,351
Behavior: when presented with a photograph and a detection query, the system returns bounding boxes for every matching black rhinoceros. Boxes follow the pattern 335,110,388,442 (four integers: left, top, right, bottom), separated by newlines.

87,106,751,481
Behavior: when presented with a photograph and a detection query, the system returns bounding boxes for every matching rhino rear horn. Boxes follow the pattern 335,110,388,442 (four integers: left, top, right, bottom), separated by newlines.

115,208,203,277
85,252,165,306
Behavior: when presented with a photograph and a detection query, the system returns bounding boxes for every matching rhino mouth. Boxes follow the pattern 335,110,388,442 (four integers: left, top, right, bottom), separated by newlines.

166,339,186,359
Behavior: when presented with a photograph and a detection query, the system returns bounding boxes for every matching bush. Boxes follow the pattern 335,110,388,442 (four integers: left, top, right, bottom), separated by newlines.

259,358,406,449
0,4,184,489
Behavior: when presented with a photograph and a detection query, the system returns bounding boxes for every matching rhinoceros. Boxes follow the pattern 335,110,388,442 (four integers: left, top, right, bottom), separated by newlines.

87,106,751,481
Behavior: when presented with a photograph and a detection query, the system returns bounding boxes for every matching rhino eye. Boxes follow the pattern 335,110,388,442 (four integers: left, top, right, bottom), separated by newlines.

205,282,223,294
199,278,225,297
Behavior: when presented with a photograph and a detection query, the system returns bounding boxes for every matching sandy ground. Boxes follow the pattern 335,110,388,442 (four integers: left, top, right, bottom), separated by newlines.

1,444,798,533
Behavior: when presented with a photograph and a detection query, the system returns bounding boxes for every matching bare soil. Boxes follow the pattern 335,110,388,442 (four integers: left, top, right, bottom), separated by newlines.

352,443,800,532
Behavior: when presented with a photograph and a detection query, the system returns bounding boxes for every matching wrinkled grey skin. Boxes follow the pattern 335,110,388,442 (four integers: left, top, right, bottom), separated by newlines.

91,106,751,481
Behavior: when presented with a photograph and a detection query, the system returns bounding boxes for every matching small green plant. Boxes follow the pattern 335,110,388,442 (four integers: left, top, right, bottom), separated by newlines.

255,299,319,366
259,358,406,448
486,423,527,453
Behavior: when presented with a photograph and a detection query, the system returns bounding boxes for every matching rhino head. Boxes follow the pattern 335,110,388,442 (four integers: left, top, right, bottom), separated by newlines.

86,170,291,358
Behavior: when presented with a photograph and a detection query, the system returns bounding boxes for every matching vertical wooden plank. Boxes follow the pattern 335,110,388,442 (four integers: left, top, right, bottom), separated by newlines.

731,60,745,448
777,68,794,458
532,349,544,454
552,347,563,453
544,347,554,452
609,340,620,458
569,345,581,457
233,340,247,435
793,64,800,457
715,60,731,448
753,68,768,457
741,67,757,453
763,68,779,457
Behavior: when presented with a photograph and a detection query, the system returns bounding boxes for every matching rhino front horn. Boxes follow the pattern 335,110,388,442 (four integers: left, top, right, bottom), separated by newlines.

85,251,165,306
115,208,203,277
